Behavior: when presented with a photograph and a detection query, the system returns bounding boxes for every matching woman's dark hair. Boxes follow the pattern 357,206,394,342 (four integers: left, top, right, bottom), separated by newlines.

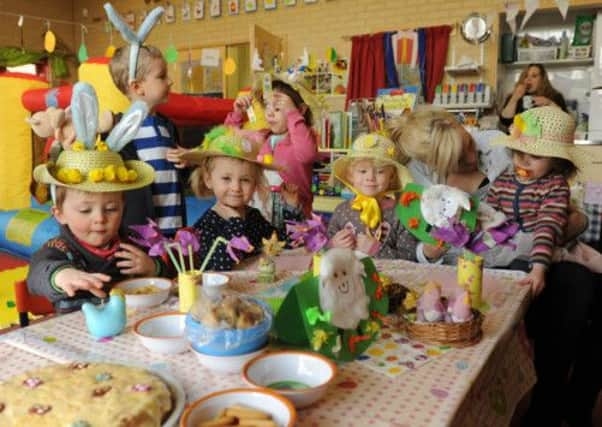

271,80,314,126
521,63,562,100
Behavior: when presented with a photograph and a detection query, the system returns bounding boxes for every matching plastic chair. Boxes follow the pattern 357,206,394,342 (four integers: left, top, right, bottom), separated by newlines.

13,280,54,327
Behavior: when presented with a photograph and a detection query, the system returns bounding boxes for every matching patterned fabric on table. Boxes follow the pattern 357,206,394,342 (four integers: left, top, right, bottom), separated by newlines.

581,203,602,243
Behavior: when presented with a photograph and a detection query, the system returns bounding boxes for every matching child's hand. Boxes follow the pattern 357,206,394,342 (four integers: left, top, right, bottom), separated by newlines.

233,94,253,113
518,263,547,297
329,229,355,249
54,268,110,298
115,243,157,276
271,92,302,115
422,243,447,261
356,233,379,255
166,146,191,169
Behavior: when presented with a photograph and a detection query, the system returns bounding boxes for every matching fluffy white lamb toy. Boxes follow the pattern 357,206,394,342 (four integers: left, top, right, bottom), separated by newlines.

319,248,370,330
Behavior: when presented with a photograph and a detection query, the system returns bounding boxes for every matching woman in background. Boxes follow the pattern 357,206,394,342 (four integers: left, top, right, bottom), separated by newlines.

499,63,567,129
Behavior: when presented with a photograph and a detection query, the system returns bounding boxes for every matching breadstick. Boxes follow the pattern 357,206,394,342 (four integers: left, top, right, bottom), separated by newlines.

225,407,271,420
198,416,237,427
237,420,278,427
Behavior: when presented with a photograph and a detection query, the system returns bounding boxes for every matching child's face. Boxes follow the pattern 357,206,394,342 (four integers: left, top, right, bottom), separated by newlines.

264,91,298,135
204,157,258,210
136,57,172,107
52,190,124,248
512,151,553,180
347,160,395,197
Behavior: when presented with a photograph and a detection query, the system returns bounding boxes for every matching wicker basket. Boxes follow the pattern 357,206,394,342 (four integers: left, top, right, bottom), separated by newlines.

403,310,483,348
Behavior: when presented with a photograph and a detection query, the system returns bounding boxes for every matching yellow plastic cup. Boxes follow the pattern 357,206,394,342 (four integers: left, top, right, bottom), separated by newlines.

178,270,200,313
457,253,483,309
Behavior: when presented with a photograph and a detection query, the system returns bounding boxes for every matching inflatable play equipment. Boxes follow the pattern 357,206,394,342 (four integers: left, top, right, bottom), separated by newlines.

1,56,231,264
0,72,48,211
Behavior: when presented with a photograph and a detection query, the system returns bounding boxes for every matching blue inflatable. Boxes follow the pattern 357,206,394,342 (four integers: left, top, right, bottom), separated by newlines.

0,196,214,260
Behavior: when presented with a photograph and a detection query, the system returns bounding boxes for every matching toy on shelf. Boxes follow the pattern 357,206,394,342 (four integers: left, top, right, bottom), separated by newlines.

257,232,285,284
273,248,387,361
82,289,127,339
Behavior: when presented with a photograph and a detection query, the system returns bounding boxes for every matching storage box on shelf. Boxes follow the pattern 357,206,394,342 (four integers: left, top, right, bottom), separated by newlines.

568,45,592,59
517,46,558,62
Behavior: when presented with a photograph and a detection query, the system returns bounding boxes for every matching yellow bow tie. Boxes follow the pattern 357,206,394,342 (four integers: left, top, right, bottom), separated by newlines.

351,194,381,229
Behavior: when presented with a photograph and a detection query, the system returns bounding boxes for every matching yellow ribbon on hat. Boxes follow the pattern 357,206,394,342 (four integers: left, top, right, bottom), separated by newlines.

351,194,382,229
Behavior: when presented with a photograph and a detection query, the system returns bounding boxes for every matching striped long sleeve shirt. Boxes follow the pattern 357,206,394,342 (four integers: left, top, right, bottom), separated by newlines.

486,172,569,267
130,115,184,236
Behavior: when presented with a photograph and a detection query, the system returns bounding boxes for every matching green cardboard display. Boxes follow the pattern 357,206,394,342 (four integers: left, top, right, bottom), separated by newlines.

273,257,388,362
396,182,479,244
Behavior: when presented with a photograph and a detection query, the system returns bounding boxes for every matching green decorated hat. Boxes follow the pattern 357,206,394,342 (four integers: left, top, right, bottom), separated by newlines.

492,106,597,179
181,125,278,170
396,182,479,244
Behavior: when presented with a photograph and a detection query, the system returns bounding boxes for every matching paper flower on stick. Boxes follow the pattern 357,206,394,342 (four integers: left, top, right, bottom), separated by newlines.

226,236,255,264
174,228,200,255
129,219,170,256
286,213,329,253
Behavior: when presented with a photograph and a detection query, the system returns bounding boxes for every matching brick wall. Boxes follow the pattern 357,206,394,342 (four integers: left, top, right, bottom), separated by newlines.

71,0,599,90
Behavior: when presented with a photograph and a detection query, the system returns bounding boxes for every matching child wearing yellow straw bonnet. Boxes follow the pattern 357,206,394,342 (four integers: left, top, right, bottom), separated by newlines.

488,106,602,295
327,133,444,261
181,128,279,271
26,83,171,312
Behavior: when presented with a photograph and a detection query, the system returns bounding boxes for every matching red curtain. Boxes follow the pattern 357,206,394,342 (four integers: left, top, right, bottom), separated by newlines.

424,25,452,103
346,33,386,108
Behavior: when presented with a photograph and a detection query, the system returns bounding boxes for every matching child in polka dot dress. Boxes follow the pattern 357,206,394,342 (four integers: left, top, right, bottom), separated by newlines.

328,133,444,262
181,129,277,271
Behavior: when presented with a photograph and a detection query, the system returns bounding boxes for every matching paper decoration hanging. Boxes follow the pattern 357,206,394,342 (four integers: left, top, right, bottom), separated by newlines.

104,22,116,58
328,47,337,63
165,44,178,63
505,2,520,34
520,0,540,31
182,2,191,21
245,0,257,12
44,21,56,53
194,1,205,19
78,25,89,62
210,0,221,17
18,15,24,50
264,0,276,10
252,48,263,71
554,0,569,20
224,57,237,75
165,3,176,23
228,0,239,15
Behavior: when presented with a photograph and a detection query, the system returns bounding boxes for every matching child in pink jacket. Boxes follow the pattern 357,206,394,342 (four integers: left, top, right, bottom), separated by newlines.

225,79,318,233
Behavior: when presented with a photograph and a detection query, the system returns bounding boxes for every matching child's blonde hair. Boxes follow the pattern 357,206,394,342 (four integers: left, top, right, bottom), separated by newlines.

109,45,164,94
388,109,464,180
189,156,269,202
340,158,400,192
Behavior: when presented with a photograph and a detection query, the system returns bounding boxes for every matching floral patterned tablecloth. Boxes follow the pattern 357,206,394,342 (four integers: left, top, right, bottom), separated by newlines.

0,259,535,427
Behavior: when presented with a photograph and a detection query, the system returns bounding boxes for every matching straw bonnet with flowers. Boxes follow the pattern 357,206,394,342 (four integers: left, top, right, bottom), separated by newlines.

492,106,593,179
179,125,279,170
33,82,154,193
332,133,413,229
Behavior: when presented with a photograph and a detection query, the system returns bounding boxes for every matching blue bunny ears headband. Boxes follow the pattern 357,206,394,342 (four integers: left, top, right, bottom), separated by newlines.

104,3,164,83
33,82,155,194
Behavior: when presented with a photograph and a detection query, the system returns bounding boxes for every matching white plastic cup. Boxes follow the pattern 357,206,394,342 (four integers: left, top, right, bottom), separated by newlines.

201,273,230,298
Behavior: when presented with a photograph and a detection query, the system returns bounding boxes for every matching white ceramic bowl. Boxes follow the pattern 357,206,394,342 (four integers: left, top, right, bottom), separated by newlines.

134,312,189,354
116,277,172,308
192,344,267,374
200,272,230,298
180,388,296,427
242,351,337,408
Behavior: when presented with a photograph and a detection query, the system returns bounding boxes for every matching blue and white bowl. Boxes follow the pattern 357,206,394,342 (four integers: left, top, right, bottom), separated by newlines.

185,297,272,356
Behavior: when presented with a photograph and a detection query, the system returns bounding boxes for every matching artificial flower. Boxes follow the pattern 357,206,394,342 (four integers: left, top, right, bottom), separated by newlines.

286,213,329,253
311,329,330,351
174,228,201,255
225,236,255,263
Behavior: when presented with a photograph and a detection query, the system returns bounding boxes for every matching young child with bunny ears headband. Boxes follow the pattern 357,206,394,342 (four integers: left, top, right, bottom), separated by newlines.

26,82,173,313
105,3,185,237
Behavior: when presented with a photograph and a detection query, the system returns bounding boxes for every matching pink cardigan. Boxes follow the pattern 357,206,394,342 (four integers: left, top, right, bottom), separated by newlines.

225,109,318,217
